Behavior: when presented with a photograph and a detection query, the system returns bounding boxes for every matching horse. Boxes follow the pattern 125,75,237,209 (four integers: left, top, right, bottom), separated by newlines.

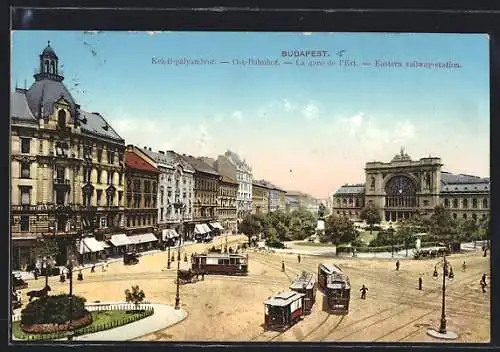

27,285,51,302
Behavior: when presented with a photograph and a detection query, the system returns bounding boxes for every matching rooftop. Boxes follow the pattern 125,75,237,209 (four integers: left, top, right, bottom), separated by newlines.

264,291,305,307
334,184,365,195
179,154,219,176
125,151,159,173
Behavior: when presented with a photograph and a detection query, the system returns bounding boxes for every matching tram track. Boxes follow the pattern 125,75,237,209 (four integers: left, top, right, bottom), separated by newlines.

249,252,489,342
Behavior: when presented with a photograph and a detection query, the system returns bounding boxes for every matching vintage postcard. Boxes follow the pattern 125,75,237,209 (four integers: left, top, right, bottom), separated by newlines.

10,30,490,344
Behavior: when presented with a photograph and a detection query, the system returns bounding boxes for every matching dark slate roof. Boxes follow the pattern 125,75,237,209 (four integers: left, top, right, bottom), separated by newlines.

42,44,58,59
334,184,366,195
26,79,77,118
141,148,176,169
221,175,238,185
441,183,490,193
179,154,219,176
11,90,36,121
168,151,195,173
79,110,123,142
252,180,271,189
441,172,489,184
253,179,284,192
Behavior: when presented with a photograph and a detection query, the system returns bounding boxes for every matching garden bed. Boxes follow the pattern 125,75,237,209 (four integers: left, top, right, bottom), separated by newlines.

13,309,154,341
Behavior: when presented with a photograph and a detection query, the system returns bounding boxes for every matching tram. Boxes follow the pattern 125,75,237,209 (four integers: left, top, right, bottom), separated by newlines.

264,291,305,331
191,253,248,275
289,271,317,314
318,263,351,314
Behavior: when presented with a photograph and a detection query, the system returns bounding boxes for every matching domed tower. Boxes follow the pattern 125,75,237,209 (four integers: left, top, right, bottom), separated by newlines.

35,41,62,80
26,41,78,122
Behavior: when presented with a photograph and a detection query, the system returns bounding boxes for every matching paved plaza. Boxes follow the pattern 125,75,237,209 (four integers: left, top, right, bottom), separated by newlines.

14,235,490,343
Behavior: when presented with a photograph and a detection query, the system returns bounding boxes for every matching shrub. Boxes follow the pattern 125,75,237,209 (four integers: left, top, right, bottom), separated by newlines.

266,238,285,249
21,294,87,326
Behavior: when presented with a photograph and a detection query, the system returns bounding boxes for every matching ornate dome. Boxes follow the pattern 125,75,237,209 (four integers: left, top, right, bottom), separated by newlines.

26,78,77,119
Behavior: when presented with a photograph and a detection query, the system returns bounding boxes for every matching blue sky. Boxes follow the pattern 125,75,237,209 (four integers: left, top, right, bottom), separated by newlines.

11,31,490,198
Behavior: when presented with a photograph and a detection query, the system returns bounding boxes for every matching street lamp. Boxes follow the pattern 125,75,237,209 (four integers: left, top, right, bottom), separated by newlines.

174,204,186,310
66,249,77,341
427,252,458,339
167,237,171,269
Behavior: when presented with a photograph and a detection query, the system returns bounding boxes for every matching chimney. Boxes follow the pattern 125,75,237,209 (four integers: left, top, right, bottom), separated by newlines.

149,147,152,151
143,146,147,150
158,151,165,155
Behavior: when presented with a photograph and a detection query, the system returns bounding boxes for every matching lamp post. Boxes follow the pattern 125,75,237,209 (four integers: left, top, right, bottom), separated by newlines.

427,252,458,339
389,226,395,258
66,249,77,341
174,204,186,310
167,238,171,269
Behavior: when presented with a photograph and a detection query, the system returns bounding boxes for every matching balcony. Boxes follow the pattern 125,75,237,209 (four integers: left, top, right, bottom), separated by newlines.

54,178,71,190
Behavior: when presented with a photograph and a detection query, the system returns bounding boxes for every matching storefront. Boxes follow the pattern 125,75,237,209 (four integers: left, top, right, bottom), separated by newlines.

162,229,179,247
127,233,158,252
108,233,132,256
77,236,107,263
12,236,39,271
209,222,224,237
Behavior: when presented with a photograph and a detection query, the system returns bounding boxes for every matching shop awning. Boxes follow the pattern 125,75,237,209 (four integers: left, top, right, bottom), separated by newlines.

194,224,207,234
209,222,224,230
109,234,132,247
78,237,106,254
202,224,212,233
128,233,158,244
162,229,179,240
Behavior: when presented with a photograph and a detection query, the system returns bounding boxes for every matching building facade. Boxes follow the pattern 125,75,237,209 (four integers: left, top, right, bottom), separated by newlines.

11,42,125,270
179,155,222,238
252,181,269,214
218,175,238,233
124,146,159,236
141,148,195,240
253,179,287,213
333,149,490,224
214,151,253,219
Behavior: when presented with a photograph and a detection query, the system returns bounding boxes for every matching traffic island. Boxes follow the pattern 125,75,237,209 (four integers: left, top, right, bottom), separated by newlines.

427,328,458,340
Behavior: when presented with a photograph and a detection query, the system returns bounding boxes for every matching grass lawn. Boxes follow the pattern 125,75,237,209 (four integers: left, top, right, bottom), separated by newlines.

295,242,335,247
12,310,149,341
357,230,379,245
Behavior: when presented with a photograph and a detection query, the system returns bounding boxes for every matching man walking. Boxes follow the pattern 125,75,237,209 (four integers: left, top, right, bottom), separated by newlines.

396,260,400,271
282,260,285,272
360,284,368,299
297,254,301,263
462,261,467,272
418,276,423,290
480,274,488,293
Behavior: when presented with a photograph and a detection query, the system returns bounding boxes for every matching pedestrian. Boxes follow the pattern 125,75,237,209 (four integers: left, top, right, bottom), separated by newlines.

360,284,368,299
481,280,487,293
484,249,488,257
33,269,38,280
297,254,301,263
91,264,95,273
481,273,487,285
448,267,454,279
462,261,466,272
77,270,84,281
101,265,106,272
418,277,423,290
396,260,400,271
282,260,285,272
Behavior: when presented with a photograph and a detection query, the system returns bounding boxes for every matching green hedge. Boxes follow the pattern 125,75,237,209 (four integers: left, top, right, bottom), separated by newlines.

21,294,87,326
337,241,443,254
14,308,154,341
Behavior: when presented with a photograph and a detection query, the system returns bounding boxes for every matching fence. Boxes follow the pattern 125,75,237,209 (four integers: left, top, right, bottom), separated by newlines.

12,302,155,341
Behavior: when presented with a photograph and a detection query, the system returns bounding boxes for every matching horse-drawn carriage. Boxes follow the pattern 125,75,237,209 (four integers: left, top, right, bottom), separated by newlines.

264,291,306,331
289,271,317,315
176,269,204,285
123,252,140,265
12,273,28,290
413,246,449,260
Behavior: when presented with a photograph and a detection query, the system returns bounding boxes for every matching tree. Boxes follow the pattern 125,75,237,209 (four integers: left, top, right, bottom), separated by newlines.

288,208,317,240
323,215,357,246
396,220,415,257
33,236,60,286
360,204,382,233
238,214,263,243
429,205,456,243
125,285,146,310
458,218,479,242
265,210,291,241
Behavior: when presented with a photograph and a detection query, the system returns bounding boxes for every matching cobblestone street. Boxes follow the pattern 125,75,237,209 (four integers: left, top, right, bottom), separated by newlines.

16,235,489,343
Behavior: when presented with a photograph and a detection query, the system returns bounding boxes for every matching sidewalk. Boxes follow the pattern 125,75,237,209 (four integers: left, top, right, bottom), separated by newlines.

13,237,241,282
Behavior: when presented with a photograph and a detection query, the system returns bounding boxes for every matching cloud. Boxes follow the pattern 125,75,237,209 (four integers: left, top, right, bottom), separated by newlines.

282,99,297,112
83,31,102,35
232,110,243,121
196,124,211,153
146,31,163,36
302,102,320,121
303,32,313,36
335,113,417,155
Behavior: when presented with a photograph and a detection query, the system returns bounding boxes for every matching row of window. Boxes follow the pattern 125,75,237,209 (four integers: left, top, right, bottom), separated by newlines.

159,207,192,221
128,179,157,194
195,178,218,192
82,189,123,207
126,214,157,228
126,194,157,209
443,198,488,209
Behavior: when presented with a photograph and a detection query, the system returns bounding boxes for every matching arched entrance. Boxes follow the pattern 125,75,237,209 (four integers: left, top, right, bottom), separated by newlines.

384,175,417,221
